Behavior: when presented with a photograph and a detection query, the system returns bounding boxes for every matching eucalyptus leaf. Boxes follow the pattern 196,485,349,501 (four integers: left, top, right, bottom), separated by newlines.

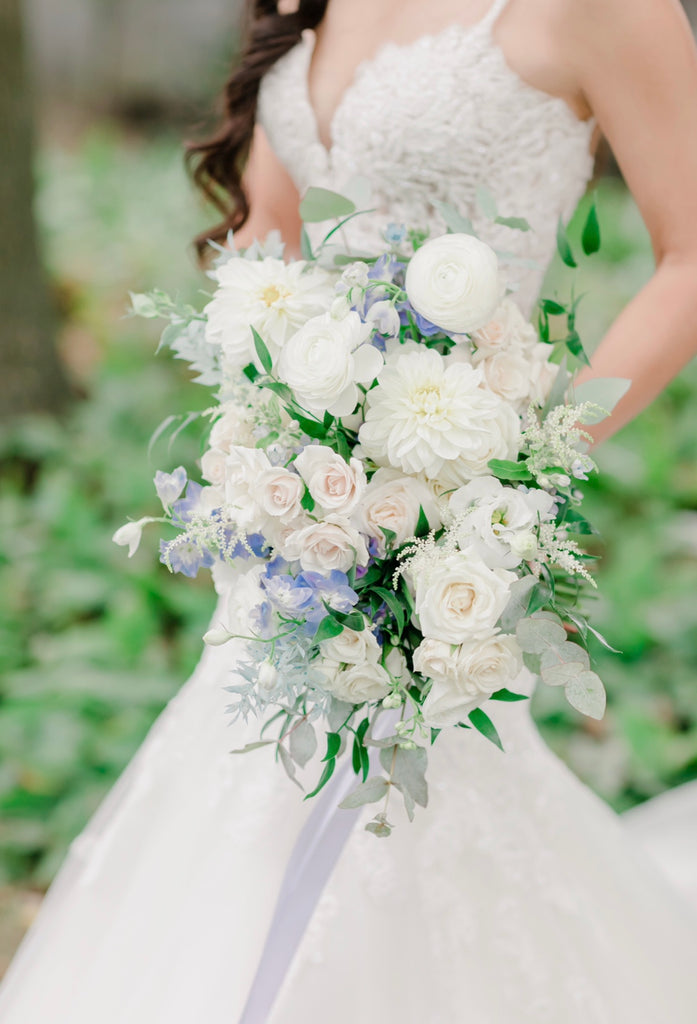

300,186,356,223
476,184,498,220
516,613,566,654
327,699,355,733
565,670,607,720
229,740,275,755
432,200,477,236
500,575,537,632
379,745,428,808
289,718,318,768
339,776,389,809
540,640,590,673
278,744,303,789
495,215,531,232
572,378,631,421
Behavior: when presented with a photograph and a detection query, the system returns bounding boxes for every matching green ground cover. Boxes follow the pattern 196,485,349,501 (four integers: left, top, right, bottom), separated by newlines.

0,127,695,890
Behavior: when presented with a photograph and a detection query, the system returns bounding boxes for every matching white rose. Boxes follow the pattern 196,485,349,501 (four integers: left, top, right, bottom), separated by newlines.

284,516,370,573
473,346,535,409
277,312,383,417
353,468,441,552
359,348,519,482
224,446,271,529
210,403,256,451
415,552,515,644
320,624,380,665
405,234,501,334
471,298,538,355
253,466,304,519
295,446,366,515
200,447,227,488
204,258,335,371
412,638,461,685
421,634,523,727
321,660,392,703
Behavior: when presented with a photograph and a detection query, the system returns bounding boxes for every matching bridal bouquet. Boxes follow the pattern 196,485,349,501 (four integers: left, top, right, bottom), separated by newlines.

117,188,625,835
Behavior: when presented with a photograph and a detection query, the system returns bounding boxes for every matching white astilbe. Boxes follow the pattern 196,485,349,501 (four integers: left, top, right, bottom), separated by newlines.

522,402,597,488
537,522,596,586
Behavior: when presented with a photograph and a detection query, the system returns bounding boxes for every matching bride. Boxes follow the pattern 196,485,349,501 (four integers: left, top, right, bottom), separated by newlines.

2,0,697,1020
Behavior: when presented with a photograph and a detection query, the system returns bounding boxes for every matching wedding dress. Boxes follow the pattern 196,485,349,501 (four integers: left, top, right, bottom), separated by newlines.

2,1,696,1020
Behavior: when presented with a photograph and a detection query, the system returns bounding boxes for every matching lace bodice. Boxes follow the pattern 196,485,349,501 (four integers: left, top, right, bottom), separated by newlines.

258,0,596,315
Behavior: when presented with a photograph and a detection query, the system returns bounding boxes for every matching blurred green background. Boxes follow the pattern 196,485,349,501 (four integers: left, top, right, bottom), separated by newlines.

1,0,697,976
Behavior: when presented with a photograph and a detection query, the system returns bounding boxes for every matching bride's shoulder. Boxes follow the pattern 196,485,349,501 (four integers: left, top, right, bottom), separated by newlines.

550,0,689,48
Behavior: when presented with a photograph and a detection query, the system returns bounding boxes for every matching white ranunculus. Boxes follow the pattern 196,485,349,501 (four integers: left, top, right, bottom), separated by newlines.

321,660,392,704
253,466,304,519
277,311,383,418
405,234,501,334
294,446,366,515
420,634,523,727
204,258,335,371
471,298,538,356
353,467,441,552
320,624,380,665
284,515,370,573
223,446,272,529
209,403,256,452
415,552,515,644
359,348,519,483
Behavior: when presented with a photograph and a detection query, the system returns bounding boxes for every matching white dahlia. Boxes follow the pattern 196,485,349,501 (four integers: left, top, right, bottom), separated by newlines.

358,348,520,482
204,258,335,371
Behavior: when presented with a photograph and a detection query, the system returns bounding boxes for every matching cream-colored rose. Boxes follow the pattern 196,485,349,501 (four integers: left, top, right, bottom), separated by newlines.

320,624,380,665
471,298,538,356
353,467,441,552
209,403,256,452
277,311,382,417
405,234,501,334
253,466,304,519
200,447,227,488
412,638,460,685
473,347,535,409
295,446,366,515
420,634,523,727
321,660,392,704
415,552,515,644
284,516,370,573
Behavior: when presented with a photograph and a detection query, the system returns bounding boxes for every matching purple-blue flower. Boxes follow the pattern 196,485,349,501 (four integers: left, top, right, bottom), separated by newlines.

154,466,188,510
160,538,214,578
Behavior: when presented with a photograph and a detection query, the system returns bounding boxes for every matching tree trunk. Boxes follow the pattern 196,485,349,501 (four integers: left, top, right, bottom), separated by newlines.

0,0,71,420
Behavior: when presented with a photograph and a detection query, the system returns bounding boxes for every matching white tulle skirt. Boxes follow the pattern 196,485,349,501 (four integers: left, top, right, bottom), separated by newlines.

1,624,696,1023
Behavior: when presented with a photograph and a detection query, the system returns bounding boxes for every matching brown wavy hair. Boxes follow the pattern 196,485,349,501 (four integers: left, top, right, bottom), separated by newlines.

187,0,329,257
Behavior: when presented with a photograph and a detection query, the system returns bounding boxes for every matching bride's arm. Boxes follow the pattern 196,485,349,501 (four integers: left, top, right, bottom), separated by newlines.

229,124,303,255
564,0,697,443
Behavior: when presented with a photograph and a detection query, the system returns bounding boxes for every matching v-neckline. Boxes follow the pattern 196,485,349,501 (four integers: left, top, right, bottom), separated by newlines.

302,17,497,161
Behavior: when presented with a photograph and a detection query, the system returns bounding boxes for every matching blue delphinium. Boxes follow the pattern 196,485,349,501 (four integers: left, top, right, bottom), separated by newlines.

160,538,215,578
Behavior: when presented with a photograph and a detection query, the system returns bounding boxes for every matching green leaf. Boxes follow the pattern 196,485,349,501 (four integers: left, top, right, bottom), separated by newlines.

229,740,275,754
476,184,498,220
516,613,566,654
292,413,327,439
539,298,567,316
488,458,533,482
251,326,273,374
500,575,537,632
323,732,342,761
581,194,601,256
373,586,406,636
314,616,344,644
432,200,477,236
489,689,530,703
556,217,577,268
572,378,632,421
300,225,314,260
565,329,591,366
289,719,318,768
278,743,303,789
415,504,430,538
339,776,389,809
565,670,607,720
300,487,316,513
495,215,531,232
305,757,336,800
540,641,590,687
379,745,428,807
468,708,504,751
300,186,356,223
360,744,370,781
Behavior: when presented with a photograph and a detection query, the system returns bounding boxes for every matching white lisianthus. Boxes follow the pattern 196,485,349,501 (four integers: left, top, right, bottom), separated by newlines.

449,477,556,567
319,660,392,703
295,445,366,515
405,233,501,334
471,298,538,355
352,467,441,552
420,634,523,727
204,258,335,370
253,466,304,519
414,551,516,644
320,624,380,665
283,515,370,573
277,312,383,417
358,348,519,482
223,446,272,529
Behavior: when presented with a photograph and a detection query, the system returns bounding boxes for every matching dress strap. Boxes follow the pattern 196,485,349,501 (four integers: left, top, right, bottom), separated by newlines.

481,0,511,32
